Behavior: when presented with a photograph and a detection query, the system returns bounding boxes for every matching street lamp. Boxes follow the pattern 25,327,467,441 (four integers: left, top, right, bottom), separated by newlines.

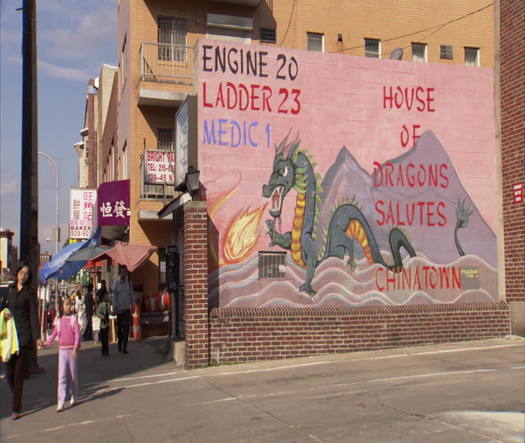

38,152,60,254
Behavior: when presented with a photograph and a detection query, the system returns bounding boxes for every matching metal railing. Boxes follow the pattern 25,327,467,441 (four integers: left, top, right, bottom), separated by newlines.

139,42,195,84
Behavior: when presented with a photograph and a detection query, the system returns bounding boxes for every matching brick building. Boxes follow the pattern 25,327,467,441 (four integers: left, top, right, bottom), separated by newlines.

81,1,519,368
498,0,525,335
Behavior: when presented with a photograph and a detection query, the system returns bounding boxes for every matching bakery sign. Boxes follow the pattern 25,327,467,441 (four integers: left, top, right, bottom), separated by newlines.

144,150,175,184
69,188,97,239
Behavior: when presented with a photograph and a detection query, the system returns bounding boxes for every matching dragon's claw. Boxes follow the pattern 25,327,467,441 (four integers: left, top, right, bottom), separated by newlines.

299,283,316,296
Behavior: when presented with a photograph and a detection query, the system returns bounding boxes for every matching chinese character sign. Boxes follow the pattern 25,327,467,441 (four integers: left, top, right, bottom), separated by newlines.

97,179,131,226
69,188,97,239
144,150,175,184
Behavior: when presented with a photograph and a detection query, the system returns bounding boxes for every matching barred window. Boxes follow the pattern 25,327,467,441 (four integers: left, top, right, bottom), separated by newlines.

258,251,286,279
440,45,453,60
157,128,175,150
260,27,276,43
158,17,187,62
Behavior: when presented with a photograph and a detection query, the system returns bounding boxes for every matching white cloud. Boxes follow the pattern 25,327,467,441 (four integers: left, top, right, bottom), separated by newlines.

38,59,89,82
4,55,88,82
41,7,116,62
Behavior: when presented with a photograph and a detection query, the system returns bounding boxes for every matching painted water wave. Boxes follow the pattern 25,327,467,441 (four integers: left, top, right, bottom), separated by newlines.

209,252,498,308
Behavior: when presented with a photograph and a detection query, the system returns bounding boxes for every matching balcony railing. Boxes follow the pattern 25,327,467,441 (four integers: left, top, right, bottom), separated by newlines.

139,42,195,85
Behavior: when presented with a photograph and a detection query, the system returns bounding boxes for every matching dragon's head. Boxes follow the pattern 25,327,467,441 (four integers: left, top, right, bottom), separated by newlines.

262,134,299,218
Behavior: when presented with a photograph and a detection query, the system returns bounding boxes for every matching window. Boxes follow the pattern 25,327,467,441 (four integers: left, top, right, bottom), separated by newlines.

464,47,480,67
411,42,427,62
260,27,276,44
365,38,381,58
158,17,187,62
440,45,453,60
157,128,175,150
119,36,127,88
207,14,252,44
307,32,324,52
121,142,128,179
258,251,286,279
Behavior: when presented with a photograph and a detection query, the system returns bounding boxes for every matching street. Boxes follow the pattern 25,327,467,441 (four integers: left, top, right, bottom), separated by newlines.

1,337,524,443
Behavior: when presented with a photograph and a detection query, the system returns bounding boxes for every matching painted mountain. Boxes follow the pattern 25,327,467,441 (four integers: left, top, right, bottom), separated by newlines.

320,130,497,267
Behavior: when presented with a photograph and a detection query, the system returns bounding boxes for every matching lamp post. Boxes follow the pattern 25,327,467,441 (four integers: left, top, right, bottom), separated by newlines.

38,151,60,254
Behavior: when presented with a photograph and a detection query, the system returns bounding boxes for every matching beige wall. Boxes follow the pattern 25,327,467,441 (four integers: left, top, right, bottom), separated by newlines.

116,0,495,295
272,0,493,65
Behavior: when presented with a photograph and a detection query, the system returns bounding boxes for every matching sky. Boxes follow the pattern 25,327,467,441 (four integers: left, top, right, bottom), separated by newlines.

0,0,116,254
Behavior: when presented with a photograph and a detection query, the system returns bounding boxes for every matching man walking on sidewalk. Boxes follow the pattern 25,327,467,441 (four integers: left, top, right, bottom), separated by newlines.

112,266,133,354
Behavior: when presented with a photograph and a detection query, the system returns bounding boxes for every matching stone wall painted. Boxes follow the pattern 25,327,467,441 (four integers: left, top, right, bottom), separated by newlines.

197,39,498,309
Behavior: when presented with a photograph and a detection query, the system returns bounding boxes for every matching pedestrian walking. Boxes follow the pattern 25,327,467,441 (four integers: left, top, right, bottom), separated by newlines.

74,290,87,336
96,280,108,306
113,265,133,354
2,263,42,420
96,290,111,356
44,297,80,412
82,284,95,341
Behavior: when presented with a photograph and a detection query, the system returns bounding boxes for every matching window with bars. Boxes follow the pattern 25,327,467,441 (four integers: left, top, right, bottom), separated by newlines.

440,45,453,60
464,47,480,67
157,128,175,150
307,32,324,52
411,42,427,62
260,27,276,43
258,251,286,279
158,17,187,62
365,38,381,58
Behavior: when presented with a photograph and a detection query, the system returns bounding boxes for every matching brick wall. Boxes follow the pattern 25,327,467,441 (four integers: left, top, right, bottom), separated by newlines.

209,303,510,364
500,0,525,303
183,201,210,368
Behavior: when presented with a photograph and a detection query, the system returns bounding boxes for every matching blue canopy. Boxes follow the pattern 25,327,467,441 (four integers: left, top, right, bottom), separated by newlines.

39,228,100,283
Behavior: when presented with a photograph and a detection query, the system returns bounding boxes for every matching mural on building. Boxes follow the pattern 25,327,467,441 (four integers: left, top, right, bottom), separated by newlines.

197,40,498,308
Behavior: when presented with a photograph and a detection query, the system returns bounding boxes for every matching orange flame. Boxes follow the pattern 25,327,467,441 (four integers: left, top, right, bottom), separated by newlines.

223,204,267,264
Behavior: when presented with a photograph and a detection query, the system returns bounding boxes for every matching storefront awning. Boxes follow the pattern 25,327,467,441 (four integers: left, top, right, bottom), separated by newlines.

89,242,157,272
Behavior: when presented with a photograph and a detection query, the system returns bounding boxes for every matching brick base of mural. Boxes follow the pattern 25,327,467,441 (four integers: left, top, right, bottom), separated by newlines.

209,303,510,364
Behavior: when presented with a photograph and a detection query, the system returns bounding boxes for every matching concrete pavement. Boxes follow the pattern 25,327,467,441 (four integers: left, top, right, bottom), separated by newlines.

1,336,524,442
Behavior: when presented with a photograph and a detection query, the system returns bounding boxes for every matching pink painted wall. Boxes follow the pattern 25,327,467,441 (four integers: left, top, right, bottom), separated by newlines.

197,39,497,308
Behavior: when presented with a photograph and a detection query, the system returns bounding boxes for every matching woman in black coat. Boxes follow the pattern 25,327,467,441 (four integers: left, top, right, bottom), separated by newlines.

3,263,42,420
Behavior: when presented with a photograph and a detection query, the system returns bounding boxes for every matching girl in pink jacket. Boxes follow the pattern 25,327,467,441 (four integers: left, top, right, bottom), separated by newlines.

45,297,80,412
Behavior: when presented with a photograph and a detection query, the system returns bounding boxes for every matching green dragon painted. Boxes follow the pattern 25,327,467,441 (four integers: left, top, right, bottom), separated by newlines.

262,135,417,295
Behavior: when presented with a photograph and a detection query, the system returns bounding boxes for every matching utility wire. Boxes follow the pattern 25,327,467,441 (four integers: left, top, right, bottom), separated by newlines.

278,0,297,45
330,3,493,55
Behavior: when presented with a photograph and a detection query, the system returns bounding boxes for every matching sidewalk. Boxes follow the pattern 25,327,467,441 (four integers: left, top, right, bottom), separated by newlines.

1,336,524,442
1,336,174,420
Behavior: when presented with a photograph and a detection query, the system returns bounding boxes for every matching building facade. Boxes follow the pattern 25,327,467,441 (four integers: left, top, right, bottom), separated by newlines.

83,0,517,366
113,0,496,294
